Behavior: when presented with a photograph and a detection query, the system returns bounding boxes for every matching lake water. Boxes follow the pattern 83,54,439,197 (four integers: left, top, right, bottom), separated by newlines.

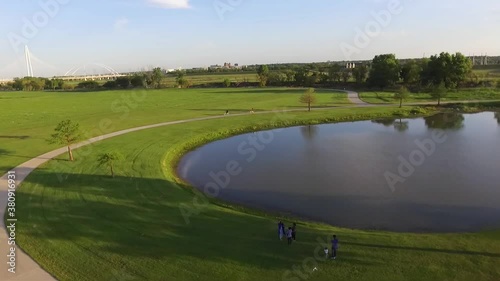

178,112,500,232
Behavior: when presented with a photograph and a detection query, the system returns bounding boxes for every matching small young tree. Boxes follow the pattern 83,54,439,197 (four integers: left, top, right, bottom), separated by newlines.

176,71,190,88
299,88,317,112
431,82,448,106
223,78,231,88
394,86,410,108
48,120,83,161
97,152,122,178
151,67,164,89
257,65,269,87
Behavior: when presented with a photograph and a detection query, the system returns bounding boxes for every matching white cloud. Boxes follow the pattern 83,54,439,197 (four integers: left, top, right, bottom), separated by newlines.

146,0,191,9
114,18,129,30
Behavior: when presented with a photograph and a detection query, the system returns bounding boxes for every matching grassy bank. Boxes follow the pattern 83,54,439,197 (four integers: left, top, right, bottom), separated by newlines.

359,88,500,104
0,88,348,175
13,105,500,281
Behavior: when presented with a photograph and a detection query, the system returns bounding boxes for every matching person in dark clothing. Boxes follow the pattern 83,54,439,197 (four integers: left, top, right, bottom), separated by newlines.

331,235,339,259
291,223,297,241
287,227,293,245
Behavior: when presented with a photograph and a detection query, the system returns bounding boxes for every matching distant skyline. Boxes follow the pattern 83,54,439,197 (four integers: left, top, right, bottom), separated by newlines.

1,0,499,78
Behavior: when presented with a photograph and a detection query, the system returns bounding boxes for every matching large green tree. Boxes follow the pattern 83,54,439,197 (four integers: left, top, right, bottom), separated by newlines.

257,65,270,87
48,120,83,161
421,52,472,88
400,60,421,86
327,64,342,83
294,68,309,86
367,54,400,89
352,64,369,84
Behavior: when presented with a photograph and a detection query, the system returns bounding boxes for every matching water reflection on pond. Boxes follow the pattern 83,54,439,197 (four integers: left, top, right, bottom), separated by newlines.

178,112,500,232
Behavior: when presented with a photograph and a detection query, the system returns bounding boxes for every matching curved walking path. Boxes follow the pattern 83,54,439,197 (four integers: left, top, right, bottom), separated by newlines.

345,89,371,106
0,90,497,280
1,90,362,281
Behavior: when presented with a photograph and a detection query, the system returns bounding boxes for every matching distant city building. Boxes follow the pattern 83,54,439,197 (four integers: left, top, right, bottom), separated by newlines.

345,62,356,69
470,54,489,66
209,63,242,70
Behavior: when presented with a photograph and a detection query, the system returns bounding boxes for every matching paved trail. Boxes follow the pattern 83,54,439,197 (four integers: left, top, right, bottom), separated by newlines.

0,90,497,280
345,90,371,105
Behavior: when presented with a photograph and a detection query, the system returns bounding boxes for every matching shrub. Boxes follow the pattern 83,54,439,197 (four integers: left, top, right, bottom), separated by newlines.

103,81,118,89
76,81,100,89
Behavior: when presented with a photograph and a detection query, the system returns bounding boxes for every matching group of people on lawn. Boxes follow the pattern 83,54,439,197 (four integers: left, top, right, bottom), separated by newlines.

278,221,339,259
278,221,297,244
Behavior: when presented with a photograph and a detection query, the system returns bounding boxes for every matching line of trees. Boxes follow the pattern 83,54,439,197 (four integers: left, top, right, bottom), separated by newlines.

102,67,165,89
256,52,475,91
9,77,67,91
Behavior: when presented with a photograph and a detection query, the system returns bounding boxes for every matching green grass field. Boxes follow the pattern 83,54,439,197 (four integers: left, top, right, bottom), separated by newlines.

0,88,348,175
359,88,500,104
3,88,500,281
163,72,259,87
473,65,500,77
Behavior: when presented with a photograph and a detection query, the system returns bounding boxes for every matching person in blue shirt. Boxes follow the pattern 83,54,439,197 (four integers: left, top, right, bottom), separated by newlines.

331,235,339,259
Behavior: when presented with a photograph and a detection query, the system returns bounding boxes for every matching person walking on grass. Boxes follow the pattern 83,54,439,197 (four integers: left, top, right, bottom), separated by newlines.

331,235,339,259
291,223,297,241
287,227,293,245
278,221,285,240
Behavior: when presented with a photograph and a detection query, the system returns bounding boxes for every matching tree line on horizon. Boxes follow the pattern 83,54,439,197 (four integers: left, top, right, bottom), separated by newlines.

4,67,165,91
3,52,499,92
257,52,482,91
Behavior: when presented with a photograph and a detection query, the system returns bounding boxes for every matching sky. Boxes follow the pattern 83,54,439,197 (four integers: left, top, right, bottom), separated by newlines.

0,0,499,78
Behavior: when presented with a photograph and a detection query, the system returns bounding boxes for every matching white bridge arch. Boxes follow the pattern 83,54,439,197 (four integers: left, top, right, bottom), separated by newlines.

58,63,125,81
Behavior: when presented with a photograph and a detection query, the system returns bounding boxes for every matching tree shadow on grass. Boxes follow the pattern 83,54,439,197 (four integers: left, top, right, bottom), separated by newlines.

18,172,356,276
16,170,500,280
209,89,306,94
0,135,30,140
343,242,500,258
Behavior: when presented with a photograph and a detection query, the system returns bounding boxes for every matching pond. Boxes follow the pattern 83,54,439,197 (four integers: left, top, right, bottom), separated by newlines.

178,112,500,232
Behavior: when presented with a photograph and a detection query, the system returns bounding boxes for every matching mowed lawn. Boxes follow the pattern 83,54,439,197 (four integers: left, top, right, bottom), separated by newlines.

359,88,500,104
0,88,349,175
163,72,259,86
15,107,500,281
